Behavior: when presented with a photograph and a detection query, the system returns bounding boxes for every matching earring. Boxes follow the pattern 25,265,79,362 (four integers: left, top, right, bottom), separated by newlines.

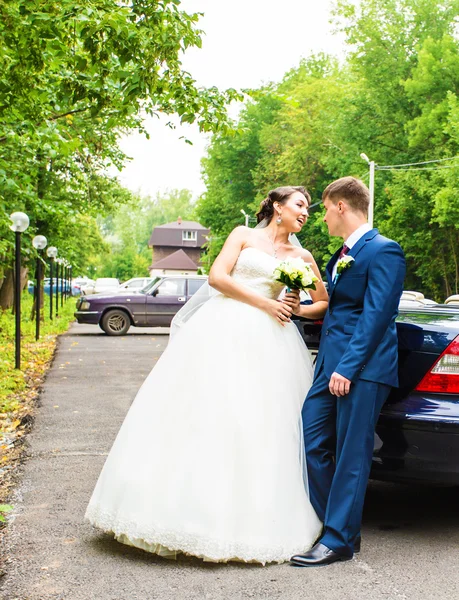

276,215,282,225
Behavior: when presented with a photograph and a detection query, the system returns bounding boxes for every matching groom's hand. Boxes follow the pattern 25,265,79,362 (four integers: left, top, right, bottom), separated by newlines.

329,372,351,397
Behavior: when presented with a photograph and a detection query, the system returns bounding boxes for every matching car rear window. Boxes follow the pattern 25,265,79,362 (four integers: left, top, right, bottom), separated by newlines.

188,279,206,295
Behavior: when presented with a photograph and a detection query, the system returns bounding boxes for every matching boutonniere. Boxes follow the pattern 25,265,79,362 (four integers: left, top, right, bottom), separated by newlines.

333,255,355,284
336,255,355,274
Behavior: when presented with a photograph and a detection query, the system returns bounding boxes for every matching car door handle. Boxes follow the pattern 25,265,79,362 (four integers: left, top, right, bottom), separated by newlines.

178,297,186,302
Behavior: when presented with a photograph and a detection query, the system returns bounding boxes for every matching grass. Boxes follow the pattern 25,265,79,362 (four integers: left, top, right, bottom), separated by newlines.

0,291,76,418
0,291,76,513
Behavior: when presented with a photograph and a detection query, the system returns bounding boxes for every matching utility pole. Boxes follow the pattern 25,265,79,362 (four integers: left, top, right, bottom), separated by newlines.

240,209,249,227
360,153,375,228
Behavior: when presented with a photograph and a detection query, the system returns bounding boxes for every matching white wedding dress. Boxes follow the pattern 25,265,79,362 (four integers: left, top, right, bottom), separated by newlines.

85,247,322,564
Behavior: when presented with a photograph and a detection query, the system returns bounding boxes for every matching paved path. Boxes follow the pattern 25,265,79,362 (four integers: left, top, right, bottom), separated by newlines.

1,323,459,600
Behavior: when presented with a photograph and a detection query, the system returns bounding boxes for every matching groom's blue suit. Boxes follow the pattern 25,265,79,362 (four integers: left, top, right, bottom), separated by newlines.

302,227,406,557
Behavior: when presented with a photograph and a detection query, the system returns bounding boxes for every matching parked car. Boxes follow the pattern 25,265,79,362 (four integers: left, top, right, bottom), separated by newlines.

295,305,459,485
73,277,95,296
81,279,96,295
75,275,207,335
117,277,153,293
93,278,120,295
28,278,71,296
445,294,459,306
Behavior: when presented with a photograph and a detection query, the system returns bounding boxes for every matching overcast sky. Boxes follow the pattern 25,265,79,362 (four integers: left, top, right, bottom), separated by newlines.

115,0,347,200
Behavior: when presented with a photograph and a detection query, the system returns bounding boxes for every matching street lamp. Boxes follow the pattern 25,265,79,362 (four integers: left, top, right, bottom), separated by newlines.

46,246,57,321
62,259,68,304
360,153,375,228
68,264,73,298
32,235,47,341
9,212,30,370
240,209,249,227
55,258,61,317
60,259,68,306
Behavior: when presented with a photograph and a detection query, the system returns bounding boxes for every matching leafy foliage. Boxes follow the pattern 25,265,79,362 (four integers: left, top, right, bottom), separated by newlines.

0,504,13,523
198,0,459,300
94,189,195,280
0,0,240,305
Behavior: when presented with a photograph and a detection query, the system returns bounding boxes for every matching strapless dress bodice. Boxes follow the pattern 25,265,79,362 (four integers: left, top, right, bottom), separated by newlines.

230,247,284,300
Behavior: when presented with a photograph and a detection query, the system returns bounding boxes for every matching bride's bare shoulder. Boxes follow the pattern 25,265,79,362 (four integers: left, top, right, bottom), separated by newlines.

228,225,250,241
235,226,264,247
296,247,316,263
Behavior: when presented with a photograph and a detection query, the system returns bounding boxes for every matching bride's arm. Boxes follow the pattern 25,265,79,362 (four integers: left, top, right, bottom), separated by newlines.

283,250,329,320
208,227,293,325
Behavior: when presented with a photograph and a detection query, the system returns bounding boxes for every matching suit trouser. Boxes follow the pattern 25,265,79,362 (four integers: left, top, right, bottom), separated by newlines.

302,366,391,557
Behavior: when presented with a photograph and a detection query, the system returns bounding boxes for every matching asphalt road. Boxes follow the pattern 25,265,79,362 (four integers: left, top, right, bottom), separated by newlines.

1,322,459,600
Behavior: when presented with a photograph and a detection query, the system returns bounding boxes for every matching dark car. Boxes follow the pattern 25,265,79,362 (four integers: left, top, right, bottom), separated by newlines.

295,305,459,486
75,275,208,335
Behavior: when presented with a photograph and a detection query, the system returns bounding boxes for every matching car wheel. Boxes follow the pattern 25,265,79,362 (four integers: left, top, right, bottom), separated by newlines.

101,309,131,336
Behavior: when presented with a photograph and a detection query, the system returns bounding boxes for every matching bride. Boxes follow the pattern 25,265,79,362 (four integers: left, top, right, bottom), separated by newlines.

85,185,329,564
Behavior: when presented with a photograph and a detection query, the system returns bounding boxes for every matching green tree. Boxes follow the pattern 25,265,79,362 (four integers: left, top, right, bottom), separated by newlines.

195,92,284,263
198,0,459,300
96,188,195,280
0,0,240,307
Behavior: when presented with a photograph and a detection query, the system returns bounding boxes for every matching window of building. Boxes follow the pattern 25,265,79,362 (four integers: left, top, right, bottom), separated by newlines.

182,230,197,241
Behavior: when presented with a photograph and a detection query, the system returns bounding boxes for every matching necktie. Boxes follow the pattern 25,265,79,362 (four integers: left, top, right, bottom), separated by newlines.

339,244,349,259
333,244,350,284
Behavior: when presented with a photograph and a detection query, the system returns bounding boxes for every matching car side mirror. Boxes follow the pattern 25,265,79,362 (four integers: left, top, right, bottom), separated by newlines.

152,288,159,297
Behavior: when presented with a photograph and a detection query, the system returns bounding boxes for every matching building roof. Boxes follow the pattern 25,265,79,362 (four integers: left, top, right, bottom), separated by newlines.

150,249,199,270
149,219,210,248
155,220,208,230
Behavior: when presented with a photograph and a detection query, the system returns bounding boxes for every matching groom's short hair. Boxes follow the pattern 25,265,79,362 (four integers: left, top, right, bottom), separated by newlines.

322,177,369,215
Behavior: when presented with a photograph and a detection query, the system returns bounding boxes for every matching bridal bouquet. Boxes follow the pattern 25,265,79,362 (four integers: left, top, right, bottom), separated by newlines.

273,257,318,292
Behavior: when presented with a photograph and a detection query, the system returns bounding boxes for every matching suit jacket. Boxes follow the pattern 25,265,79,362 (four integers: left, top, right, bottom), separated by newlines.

315,228,406,387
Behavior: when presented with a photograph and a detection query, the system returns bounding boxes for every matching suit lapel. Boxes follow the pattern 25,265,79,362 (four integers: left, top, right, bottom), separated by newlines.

326,247,341,291
328,228,379,299
345,228,379,262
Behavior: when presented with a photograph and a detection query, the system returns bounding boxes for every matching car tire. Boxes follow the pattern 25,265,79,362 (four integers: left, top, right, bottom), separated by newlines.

101,309,131,336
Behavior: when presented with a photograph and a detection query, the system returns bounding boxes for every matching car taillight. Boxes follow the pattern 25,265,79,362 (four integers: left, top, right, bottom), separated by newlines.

415,335,459,394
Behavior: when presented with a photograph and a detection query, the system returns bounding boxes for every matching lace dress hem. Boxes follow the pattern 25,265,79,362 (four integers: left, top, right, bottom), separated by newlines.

85,506,316,565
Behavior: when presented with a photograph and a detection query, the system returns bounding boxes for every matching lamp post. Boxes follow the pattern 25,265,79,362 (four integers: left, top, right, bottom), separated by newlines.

9,212,30,370
360,153,375,228
66,261,70,300
63,260,68,305
32,235,48,341
62,260,67,305
47,246,57,320
55,258,60,317
240,209,249,227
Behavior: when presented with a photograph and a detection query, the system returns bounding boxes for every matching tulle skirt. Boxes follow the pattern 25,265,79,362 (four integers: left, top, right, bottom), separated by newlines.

85,294,322,564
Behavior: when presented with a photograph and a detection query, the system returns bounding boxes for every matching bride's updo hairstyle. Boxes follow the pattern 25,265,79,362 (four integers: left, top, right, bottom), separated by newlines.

256,186,311,224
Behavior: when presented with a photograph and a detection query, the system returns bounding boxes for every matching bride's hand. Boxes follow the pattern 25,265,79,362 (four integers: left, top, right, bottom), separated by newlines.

264,298,293,326
282,290,301,315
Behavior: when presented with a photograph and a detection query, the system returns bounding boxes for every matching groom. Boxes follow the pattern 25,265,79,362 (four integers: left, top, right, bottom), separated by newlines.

291,177,406,567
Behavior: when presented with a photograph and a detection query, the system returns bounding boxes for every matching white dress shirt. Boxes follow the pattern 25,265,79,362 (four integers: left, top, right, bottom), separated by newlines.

331,223,373,280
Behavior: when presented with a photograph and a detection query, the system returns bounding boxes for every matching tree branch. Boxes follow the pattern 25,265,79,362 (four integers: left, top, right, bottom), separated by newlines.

0,107,92,143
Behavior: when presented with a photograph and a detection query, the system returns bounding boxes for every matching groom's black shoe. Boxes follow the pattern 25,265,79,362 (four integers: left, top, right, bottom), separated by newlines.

290,543,352,567
354,535,361,554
